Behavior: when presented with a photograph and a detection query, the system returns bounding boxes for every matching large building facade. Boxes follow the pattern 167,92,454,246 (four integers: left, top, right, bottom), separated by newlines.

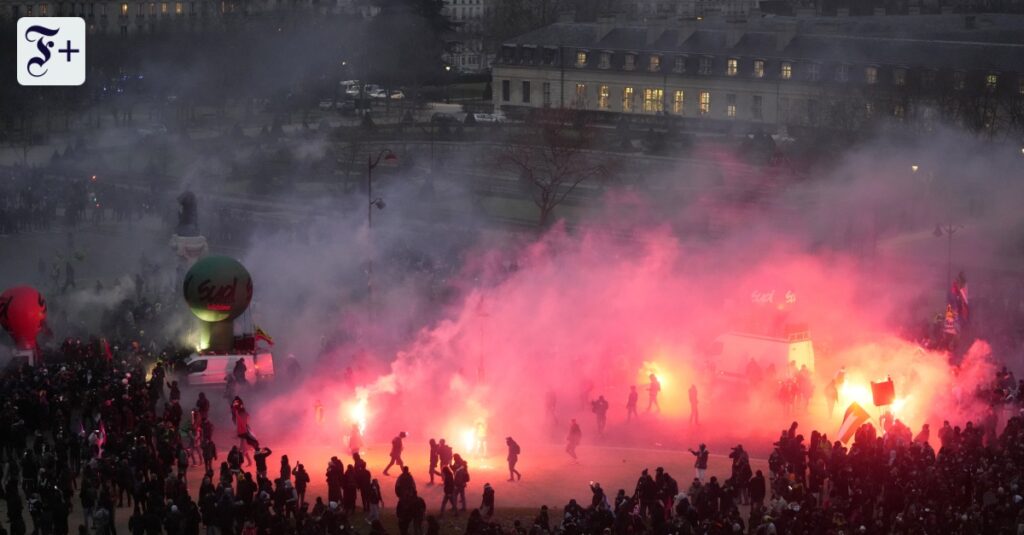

492,14,1024,134
442,0,493,72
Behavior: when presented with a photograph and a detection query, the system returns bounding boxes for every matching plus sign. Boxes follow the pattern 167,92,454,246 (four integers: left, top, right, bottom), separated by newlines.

57,40,80,62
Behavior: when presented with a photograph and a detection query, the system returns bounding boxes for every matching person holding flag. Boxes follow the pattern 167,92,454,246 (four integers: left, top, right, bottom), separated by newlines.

837,402,871,443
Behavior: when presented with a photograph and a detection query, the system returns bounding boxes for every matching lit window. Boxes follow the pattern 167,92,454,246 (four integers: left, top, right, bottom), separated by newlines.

649,55,660,72
174,1,181,13
598,85,609,110
672,90,684,114
699,91,710,115
986,73,998,91
752,95,763,120
40,3,49,13
575,83,586,108
753,60,764,79
622,87,635,112
894,68,906,87
161,2,168,13
726,94,736,118
807,63,820,82
149,3,155,14
865,66,878,85
673,56,685,73
836,64,849,83
121,2,127,14
953,71,965,90
894,103,905,118
575,51,587,67
699,57,712,75
780,62,792,80
727,58,738,76
624,54,635,71
598,53,610,69
643,88,664,113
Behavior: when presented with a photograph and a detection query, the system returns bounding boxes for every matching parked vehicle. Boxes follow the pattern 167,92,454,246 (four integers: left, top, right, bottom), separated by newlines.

473,112,506,123
430,112,459,124
339,100,372,116
346,84,379,97
182,352,276,386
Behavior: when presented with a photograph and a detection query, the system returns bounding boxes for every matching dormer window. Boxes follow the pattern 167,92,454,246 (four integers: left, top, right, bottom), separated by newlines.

986,73,998,92
727,58,738,76
753,60,764,79
673,56,685,73
780,62,792,80
893,68,906,87
921,69,936,89
865,66,878,85
624,54,636,71
953,71,965,90
575,50,587,67
698,57,712,75
807,63,820,82
649,55,660,72
836,64,849,83
598,52,610,69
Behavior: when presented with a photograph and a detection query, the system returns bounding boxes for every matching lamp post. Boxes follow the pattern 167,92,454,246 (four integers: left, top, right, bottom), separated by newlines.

367,148,396,321
444,65,452,104
934,222,962,289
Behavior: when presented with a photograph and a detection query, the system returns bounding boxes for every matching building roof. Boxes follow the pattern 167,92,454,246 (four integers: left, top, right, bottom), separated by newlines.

502,14,1024,71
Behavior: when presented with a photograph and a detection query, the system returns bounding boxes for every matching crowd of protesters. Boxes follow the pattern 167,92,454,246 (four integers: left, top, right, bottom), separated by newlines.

0,337,1022,535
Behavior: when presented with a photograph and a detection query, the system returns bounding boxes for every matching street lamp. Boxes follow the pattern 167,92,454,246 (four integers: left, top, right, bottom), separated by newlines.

444,65,452,104
366,148,396,321
934,222,963,288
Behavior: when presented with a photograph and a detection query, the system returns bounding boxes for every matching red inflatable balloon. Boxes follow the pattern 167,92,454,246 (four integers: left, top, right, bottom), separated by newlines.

0,286,47,350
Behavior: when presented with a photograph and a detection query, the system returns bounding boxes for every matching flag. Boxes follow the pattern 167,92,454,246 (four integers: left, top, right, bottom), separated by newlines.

838,402,870,443
254,325,274,346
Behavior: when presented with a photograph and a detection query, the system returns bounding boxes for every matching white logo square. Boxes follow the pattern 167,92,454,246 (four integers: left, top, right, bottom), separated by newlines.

17,17,86,86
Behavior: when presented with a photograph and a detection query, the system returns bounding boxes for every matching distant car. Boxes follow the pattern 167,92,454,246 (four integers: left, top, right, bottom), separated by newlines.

318,100,335,111
388,90,405,100
339,100,372,116
473,113,506,124
137,124,169,136
430,112,458,124
368,89,388,99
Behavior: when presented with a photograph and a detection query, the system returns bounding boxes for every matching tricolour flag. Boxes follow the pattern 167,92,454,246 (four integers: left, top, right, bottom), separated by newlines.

838,402,871,443
254,325,274,346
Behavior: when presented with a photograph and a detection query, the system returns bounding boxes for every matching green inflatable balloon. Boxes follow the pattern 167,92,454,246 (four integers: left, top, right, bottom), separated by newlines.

183,255,253,322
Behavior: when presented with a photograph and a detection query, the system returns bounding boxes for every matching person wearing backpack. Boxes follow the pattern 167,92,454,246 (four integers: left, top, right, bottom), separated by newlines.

505,437,522,482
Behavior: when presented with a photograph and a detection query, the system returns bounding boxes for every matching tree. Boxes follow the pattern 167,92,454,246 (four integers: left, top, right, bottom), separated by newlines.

499,109,607,227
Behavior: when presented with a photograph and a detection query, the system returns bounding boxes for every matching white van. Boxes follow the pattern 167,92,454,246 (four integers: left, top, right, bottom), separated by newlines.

183,353,275,386
713,330,815,377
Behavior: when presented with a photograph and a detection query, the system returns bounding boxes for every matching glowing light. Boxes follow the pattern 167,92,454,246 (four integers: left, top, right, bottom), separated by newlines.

347,393,368,435
839,382,873,408
910,165,919,173
890,397,908,415
461,428,475,453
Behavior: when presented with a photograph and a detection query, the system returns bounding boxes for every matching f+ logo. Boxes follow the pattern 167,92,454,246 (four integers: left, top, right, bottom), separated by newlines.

17,17,86,86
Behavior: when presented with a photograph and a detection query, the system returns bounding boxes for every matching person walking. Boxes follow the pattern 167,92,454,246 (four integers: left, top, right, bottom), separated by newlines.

566,419,582,461
384,432,407,476
505,437,521,482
